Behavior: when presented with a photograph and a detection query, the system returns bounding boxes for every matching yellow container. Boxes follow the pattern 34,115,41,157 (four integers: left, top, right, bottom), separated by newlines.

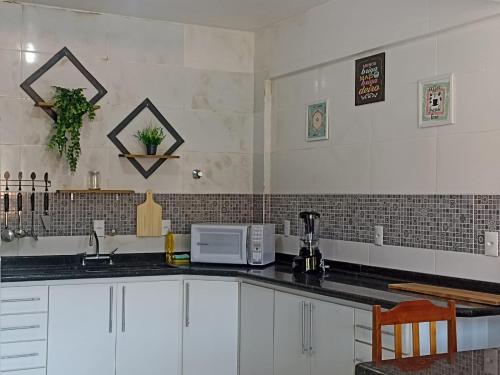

165,231,175,264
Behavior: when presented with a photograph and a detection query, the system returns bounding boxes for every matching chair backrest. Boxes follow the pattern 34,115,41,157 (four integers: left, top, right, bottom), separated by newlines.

372,300,457,362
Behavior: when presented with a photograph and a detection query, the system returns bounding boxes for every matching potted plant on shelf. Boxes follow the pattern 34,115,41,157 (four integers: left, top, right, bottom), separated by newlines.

134,122,166,155
48,87,96,172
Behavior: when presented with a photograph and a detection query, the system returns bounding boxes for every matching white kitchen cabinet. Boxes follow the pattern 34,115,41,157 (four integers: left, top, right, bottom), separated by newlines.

47,284,116,375
47,281,182,375
274,291,355,375
115,281,181,375
240,283,274,375
182,280,239,375
274,292,310,375
310,299,354,375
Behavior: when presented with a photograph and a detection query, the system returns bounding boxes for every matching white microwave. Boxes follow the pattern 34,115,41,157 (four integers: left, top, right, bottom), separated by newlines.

191,224,275,266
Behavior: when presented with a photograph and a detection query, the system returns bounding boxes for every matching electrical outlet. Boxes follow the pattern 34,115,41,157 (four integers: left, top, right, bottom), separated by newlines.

374,226,383,246
162,220,172,236
485,232,499,257
284,220,291,237
93,220,105,237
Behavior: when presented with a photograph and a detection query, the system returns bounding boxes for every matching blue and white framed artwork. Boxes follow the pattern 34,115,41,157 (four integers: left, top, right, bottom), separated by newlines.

306,99,329,142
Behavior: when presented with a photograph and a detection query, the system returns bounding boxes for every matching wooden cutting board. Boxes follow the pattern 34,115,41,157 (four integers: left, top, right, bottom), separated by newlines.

389,283,500,306
136,190,162,237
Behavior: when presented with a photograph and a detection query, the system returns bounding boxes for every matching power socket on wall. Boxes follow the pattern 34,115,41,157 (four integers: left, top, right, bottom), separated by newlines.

93,220,105,237
374,226,383,246
485,232,499,257
162,220,172,236
284,220,291,237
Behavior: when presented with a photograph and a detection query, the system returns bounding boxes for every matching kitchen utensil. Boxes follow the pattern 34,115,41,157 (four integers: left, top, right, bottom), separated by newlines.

292,211,324,274
1,192,14,242
15,171,26,238
136,190,162,237
41,172,51,230
389,283,500,306
30,172,38,241
4,171,10,188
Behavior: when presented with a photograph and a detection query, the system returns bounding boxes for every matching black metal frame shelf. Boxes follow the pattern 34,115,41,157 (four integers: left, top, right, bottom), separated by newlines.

20,46,107,121
107,98,185,179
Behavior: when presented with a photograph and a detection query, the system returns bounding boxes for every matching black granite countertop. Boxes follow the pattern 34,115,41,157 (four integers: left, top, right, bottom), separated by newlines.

2,253,500,317
356,349,500,374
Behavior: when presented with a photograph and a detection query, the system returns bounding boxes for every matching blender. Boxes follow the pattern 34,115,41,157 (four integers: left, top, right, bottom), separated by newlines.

292,211,324,274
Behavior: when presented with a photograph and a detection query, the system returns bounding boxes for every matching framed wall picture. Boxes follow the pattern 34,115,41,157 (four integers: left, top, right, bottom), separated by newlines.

306,100,329,141
355,52,385,106
418,74,455,128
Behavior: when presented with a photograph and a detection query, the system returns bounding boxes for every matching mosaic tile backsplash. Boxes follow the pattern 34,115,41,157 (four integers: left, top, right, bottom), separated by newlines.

4,193,499,255
266,194,497,255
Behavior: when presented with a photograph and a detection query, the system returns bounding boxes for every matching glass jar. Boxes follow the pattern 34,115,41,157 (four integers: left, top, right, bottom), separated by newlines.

88,171,101,190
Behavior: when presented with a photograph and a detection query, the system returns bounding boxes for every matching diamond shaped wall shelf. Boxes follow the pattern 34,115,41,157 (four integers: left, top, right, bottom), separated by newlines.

20,46,108,121
107,98,185,179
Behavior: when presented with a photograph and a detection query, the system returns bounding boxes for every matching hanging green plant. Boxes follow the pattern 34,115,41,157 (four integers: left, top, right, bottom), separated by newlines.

47,86,96,172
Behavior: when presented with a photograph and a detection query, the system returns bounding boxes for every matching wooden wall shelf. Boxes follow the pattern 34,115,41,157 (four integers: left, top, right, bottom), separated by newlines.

36,102,101,110
118,154,180,160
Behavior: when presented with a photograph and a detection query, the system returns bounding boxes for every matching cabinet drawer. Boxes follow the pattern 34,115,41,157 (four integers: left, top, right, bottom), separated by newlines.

0,341,47,371
1,287,48,315
1,314,48,343
354,340,395,364
1,369,46,375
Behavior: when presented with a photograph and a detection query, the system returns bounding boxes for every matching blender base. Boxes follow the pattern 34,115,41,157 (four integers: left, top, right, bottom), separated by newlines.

292,249,324,274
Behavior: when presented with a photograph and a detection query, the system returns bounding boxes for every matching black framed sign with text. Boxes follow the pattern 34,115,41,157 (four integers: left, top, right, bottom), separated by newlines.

355,52,385,106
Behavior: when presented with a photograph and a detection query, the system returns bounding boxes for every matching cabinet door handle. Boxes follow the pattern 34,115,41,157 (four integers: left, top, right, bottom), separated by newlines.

1,324,40,332
109,286,114,334
301,301,308,354
309,303,314,354
1,353,39,360
1,297,40,303
185,282,190,327
121,286,126,333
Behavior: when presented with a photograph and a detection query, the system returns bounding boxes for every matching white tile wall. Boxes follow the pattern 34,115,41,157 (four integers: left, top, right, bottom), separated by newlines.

369,244,436,274
184,24,254,74
437,131,500,194
0,2,254,194
0,2,22,51
260,3,500,195
370,137,437,194
429,0,500,31
0,50,22,98
106,15,185,66
271,145,370,194
264,0,500,78
302,0,429,72
332,240,370,265
22,6,108,58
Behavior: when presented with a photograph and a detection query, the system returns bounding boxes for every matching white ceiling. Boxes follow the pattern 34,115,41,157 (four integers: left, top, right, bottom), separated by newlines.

21,0,332,30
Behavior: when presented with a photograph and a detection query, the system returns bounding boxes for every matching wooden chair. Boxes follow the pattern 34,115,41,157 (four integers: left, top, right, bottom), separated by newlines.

372,300,457,363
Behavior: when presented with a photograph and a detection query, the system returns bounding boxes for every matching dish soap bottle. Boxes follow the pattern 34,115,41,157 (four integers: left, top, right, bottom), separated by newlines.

165,230,175,264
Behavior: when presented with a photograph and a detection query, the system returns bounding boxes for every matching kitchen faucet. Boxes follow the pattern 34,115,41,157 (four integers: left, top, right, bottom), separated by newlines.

80,230,118,266
89,230,100,257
